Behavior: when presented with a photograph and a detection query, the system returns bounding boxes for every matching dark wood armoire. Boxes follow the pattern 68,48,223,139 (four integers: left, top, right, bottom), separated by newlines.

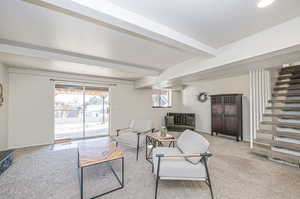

210,94,243,141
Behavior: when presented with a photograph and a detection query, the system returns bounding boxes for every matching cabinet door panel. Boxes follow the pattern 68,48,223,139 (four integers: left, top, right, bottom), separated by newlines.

223,116,238,136
211,96,223,133
211,96,223,114
224,104,237,116
212,104,223,114
223,96,237,135
212,115,223,132
224,96,237,114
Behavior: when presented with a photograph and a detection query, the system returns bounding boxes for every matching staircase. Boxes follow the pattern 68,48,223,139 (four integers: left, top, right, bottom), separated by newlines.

251,65,300,167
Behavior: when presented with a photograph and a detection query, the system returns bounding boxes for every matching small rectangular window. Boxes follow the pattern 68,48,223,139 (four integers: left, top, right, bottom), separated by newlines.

152,90,172,108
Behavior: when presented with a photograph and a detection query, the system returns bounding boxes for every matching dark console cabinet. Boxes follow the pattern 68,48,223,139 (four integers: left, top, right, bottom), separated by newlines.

211,94,243,141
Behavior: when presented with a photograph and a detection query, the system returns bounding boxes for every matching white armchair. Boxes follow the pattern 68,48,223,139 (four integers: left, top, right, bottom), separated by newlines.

153,130,213,199
113,120,154,160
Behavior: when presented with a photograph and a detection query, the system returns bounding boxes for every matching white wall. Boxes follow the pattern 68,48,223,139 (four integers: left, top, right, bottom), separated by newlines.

8,72,55,149
111,84,182,131
182,74,250,140
7,68,182,149
0,63,8,150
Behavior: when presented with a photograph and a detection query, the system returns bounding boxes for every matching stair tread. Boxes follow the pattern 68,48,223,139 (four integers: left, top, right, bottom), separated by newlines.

280,65,300,71
280,66,300,75
261,120,300,125
273,85,300,90
273,91,300,93
269,99,300,103
257,129,300,139
272,92,300,97
279,70,300,75
266,106,300,110
272,141,300,152
251,146,300,164
260,121,300,128
276,79,300,85
269,147,300,163
263,113,300,119
278,74,300,80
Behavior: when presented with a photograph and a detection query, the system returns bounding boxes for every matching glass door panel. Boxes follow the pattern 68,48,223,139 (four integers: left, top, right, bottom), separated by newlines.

84,86,109,137
54,85,84,140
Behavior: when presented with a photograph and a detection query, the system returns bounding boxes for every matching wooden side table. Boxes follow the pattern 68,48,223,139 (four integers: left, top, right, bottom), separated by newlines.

145,131,176,167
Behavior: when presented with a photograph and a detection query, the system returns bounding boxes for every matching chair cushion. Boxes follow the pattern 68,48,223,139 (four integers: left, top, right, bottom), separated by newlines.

177,130,209,164
112,130,145,148
153,147,206,180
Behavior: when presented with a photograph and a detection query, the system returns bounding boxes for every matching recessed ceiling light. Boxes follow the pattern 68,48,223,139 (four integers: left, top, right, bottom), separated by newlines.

257,0,275,8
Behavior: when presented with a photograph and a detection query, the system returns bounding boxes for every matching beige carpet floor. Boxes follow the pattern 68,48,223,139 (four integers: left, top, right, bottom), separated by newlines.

0,133,300,199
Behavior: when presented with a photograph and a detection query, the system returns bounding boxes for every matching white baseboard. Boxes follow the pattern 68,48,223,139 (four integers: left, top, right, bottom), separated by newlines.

195,129,211,134
7,141,54,151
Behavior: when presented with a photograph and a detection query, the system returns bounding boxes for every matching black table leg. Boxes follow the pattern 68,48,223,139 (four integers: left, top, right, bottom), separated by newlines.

136,133,140,161
146,136,148,160
80,167,83,199
79,158,124,199
122,157,124,188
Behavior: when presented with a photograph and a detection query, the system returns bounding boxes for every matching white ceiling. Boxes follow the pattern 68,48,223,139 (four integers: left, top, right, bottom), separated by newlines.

110,0,300,47
0,0,196,70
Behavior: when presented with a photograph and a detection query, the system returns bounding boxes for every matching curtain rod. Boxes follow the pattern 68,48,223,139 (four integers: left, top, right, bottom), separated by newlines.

49,78,117,86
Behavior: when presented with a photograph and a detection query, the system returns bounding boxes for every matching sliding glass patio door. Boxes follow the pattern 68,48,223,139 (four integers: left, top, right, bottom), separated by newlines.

54,84,109,140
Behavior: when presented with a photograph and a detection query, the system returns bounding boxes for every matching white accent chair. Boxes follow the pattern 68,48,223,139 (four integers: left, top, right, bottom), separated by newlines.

114,120,154,160
153,130,213,199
